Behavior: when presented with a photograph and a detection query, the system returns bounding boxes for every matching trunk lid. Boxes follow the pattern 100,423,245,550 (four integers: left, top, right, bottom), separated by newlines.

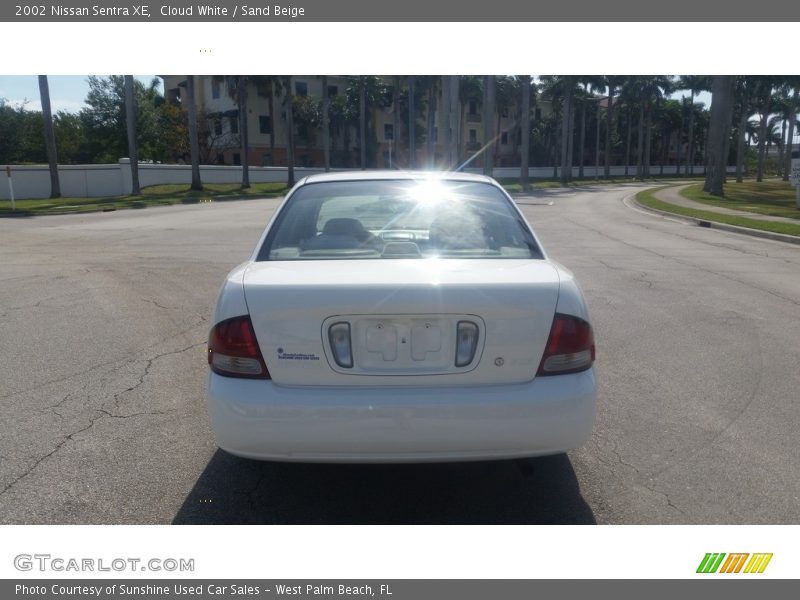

243,259,560,386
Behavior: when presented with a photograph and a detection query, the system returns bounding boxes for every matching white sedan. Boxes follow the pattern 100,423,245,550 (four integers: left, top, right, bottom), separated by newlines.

207,171,596,462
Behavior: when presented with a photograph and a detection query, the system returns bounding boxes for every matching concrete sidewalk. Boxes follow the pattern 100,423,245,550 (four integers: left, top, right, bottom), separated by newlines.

653,184,800,224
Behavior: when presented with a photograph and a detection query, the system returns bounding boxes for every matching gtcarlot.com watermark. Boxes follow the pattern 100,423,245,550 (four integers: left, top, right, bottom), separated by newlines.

14,554,195,572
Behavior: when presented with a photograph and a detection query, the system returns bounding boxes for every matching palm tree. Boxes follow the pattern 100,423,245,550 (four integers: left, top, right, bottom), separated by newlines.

123,76,140,195
185,76,202,191
359,77,367,170
674,97,685,175
441,76,451,169
769,107,787,177
540,79,575,178
459,75,483,167
541,76,577,185
619,77,647,178
750,76,779,183
641,76,673,177
704,76,735,196
328,94,351,166
38,75,61,198
321,76,330,172
483,75,496,176
227,76,250,188
624,76,672,179
407,76,416,168
575,77,605,178
605,76,622,178
520,75,532,189
281,76,296,186
494,76,517,167
577,92,588,177
677,76,711,175
733,78,751,183
654,99,682,175
392,76,401,168
618,78,639,176
422,76,440,168
447,76,460,167
345,76,388,169
267,77,278,164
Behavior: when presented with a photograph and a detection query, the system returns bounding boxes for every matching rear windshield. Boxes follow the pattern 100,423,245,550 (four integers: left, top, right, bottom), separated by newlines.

257,179,543,261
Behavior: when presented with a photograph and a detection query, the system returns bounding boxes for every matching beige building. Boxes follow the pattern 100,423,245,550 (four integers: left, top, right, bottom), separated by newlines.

161,76,547,169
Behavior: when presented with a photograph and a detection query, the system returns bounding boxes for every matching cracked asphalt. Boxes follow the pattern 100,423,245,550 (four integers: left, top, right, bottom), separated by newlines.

1,183,798,524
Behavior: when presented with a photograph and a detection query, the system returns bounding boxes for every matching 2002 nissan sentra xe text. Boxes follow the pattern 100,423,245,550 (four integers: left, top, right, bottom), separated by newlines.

207,171,596,462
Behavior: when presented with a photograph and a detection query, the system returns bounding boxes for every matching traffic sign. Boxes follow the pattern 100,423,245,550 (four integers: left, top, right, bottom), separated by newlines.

791,158,800,185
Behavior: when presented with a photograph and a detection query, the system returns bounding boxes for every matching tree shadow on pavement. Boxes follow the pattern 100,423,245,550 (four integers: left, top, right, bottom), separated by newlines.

172,450,595,524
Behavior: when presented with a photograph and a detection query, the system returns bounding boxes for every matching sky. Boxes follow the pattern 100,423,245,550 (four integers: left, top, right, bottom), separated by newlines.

0,75,712,114
0,75,162,113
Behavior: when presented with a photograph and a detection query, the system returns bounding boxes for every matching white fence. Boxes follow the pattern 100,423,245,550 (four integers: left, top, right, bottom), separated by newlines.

466,165,712,179
0,160,332,200
1,159,717,200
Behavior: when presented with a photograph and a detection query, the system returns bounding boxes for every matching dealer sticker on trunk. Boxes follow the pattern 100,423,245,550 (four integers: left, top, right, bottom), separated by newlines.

276,348,321,361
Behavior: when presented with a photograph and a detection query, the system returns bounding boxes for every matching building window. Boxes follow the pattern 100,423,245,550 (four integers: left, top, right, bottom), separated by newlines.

501,108,509,118
469,100,478,115
384,123,394,141
535,108,542,121
433,127,438,142
262,154,272,166
212,116,222,136
469,129,477,143
230,115,239,134
259,115,272,135
211,76,222,100
233,153,241,166
327,85,338,97
295,81,308,97
501,131,508,145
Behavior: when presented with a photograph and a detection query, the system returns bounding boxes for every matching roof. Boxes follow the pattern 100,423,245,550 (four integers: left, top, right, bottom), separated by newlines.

300,170,496,185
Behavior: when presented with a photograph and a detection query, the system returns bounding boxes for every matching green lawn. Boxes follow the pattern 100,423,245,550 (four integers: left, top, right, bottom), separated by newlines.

0,182,290,216
680,181,800,220
636,187,800,237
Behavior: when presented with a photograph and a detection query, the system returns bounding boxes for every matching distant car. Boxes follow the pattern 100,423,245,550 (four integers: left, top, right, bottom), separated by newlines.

207,171,596,462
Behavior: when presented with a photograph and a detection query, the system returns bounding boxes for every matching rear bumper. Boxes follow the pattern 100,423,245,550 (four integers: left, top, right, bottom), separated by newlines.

207,370,596,463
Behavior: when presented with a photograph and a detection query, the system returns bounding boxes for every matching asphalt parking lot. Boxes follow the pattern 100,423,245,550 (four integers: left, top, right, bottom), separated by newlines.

1,183,798,524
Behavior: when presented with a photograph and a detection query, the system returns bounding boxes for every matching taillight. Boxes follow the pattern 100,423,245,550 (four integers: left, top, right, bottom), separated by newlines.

208,315,270,379
537,313,595,376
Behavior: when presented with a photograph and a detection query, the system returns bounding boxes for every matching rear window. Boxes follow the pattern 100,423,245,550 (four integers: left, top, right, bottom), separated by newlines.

258,179,543,261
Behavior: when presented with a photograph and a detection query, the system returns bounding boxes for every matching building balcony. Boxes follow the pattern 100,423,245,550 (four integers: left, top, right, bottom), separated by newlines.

466,114,481,123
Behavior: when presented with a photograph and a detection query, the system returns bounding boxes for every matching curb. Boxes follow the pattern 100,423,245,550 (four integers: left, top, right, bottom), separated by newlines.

632,196,800,246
